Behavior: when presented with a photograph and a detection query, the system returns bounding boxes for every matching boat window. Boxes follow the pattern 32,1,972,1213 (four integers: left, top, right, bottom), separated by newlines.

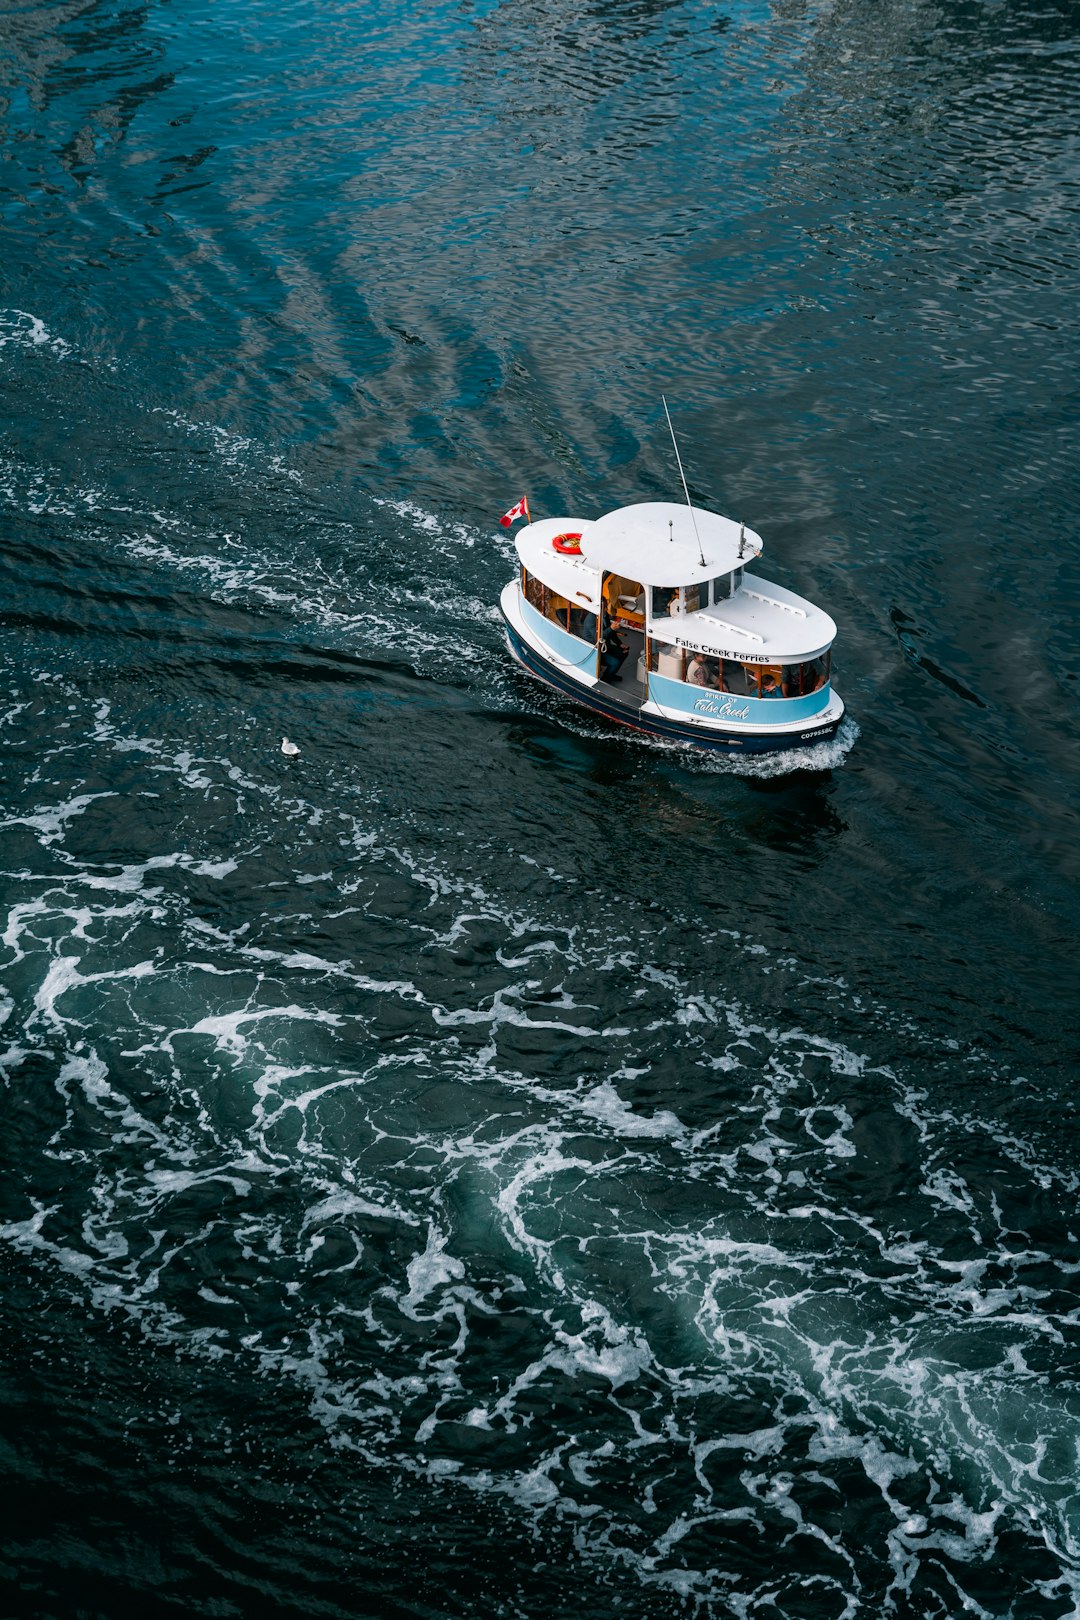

780,653,830,696
568,605,598,644
686,651,721,689
652,584,704,617
544,589,572,633
711,573,732,603
715,655,831,698
733,566,744,593
602,574,645,622
720,660,762,696
524,570,598,643
647,640,686,680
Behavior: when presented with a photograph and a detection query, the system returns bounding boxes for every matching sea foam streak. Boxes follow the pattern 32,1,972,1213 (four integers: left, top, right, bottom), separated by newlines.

0,687,1075,1617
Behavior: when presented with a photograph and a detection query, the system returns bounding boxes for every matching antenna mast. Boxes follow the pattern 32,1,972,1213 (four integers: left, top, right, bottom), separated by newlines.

662,395,706,569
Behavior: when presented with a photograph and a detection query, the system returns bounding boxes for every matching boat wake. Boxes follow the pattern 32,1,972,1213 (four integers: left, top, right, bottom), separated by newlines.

0,677,1074,1618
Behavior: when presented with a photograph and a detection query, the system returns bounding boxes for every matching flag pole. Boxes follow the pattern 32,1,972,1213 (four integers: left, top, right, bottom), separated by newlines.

662,396,706,568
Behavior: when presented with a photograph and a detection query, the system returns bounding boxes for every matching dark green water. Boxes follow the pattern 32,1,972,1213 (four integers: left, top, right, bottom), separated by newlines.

1,1,1078,1615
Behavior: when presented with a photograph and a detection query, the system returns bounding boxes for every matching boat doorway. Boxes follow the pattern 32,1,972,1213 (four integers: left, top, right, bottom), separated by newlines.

599,569,647,705
599,624,647,705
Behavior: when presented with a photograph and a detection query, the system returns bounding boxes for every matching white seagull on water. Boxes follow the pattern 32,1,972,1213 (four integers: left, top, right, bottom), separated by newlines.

280,736,300,757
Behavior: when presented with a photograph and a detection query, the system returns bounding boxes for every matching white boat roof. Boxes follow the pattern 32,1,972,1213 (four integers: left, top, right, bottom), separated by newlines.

513,508,835,660
581,502,762,585
652,573,836,662
516,518,602,613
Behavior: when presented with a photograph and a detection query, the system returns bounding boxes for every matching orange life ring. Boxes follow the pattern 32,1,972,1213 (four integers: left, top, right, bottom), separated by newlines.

552,531,582,555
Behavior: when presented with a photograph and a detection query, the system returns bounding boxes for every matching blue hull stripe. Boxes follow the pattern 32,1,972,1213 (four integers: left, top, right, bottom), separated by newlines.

502,617,840,754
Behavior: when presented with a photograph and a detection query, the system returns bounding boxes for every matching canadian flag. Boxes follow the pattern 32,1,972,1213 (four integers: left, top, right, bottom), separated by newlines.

500,495,530,528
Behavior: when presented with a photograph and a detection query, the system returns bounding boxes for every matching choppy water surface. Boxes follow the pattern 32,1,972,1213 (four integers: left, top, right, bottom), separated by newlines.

2,1,1079,1615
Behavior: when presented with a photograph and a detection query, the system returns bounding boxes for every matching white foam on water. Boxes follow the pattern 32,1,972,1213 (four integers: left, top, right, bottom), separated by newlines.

150,408,253,468
375,496,519,568
235,942,419,999
114,525,498,679
553,1299,655,1390
644,713,862,777
301,1188,410,1230
32,954,155,1032
0,451,144,523
267,455,303,485
146,1166,250,1197
123,531,323,612
522,684,860,776
0,699,30,730
714,714,861,778
0,1202,95,1276
575,1080,685,1139
403,1223,467,1316
160,1003,345,1059
1,791,116,846
0,684,1076,1614
0,309,73,359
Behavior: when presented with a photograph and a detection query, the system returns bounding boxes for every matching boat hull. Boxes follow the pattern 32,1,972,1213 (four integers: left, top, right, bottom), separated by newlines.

501,611,843,755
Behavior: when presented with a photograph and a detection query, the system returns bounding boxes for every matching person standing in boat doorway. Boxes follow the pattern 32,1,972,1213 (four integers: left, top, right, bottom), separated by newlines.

600,613,628,682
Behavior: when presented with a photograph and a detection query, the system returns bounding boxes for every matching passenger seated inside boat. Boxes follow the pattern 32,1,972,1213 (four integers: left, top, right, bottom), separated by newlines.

721,660,761,696
782,655,829,695
687,652,719,688
599,616,629,682
568,605,597,643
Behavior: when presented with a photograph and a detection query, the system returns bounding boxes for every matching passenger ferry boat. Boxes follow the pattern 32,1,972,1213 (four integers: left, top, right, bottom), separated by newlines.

499,498,845,754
